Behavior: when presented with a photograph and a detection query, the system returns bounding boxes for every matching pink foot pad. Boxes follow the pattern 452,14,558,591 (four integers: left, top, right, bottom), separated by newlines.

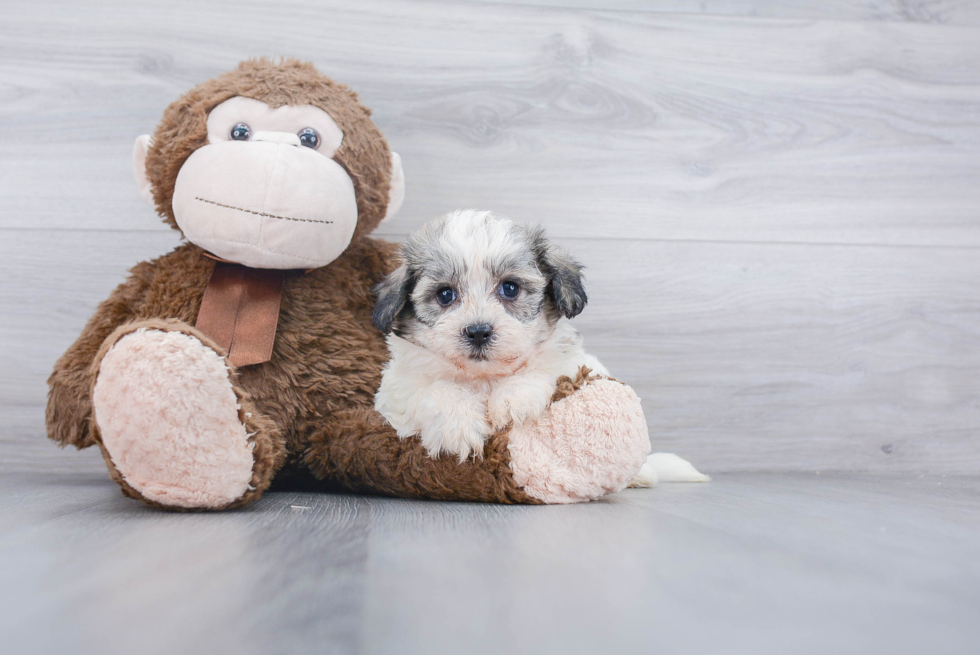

92,328,255,508
508,379,651,504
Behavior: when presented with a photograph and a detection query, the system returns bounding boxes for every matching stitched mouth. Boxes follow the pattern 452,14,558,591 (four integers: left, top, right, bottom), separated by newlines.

195,197,333,225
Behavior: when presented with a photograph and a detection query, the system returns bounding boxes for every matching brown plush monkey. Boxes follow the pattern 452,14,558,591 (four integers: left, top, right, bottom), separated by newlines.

46,59,652,510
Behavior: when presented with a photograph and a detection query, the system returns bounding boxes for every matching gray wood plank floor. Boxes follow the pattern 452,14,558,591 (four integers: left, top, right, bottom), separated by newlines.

2,472,978,655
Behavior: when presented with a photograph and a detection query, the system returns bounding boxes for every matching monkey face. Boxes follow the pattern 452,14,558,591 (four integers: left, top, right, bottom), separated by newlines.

135,59,406,270
165,97,357,269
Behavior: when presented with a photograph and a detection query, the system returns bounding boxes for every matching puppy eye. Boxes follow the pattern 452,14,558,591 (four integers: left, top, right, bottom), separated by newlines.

230,123,251,141
436,287,457,306
499,281,520,299
298,127,320,149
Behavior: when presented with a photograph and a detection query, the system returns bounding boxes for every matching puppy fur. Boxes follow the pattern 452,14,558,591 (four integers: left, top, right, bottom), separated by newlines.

373,210,608,461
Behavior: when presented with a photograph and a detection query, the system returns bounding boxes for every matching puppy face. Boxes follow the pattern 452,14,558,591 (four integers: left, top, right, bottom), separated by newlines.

374,210,587,377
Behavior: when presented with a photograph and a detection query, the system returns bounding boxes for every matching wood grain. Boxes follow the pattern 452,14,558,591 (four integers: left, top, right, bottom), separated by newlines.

1,0,979,247
464,0,980,26
2,472,978,654
573,238,980,473
2,231,977,474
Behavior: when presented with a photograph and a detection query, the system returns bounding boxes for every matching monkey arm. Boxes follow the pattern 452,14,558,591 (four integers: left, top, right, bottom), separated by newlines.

46,261,156,449
301,369,651,504
301,407,540,503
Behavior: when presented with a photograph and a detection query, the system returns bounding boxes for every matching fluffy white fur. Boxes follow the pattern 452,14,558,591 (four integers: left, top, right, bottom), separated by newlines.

628,452,712,487
378,321,607,460
375,210,606,461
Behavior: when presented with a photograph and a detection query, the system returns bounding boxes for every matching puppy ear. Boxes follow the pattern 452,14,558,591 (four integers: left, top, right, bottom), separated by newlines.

373,263,413,334
534,231,587,319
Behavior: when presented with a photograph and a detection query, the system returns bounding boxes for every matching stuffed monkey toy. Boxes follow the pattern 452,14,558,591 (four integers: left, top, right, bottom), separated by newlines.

45,59,652,510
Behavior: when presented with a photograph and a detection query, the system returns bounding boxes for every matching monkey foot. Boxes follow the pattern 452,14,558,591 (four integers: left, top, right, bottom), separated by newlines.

507,378,652,504
92,327,256,509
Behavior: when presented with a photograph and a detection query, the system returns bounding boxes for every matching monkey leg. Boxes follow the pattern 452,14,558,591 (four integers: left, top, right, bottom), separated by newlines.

302,369,650,504
90,319,285,510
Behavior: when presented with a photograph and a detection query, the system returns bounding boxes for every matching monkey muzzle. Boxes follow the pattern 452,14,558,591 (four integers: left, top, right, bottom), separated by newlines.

171,137,358,269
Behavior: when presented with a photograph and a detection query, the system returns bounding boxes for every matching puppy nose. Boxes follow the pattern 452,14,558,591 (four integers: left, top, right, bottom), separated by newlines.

464,324,493,347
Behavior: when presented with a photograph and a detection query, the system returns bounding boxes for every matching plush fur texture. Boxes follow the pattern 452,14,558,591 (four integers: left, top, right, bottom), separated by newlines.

46,60,653,509
374,210,608,461
508,367,652,504
93,328,257,508
48,237,535,506
144,58,391,240
88,317,284,511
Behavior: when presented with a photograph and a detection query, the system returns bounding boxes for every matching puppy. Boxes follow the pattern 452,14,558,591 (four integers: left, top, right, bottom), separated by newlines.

372,209,608,461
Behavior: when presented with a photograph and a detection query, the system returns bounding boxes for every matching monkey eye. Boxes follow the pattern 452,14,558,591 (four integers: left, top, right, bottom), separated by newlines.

499,281,520,299
436,287,457,306
298,127,320,149
230,123,251,141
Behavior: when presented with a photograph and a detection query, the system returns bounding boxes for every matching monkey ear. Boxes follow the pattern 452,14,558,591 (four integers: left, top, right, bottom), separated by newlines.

536,237,588,319
373,263,413,334
381,152,405,222
133,134,155,207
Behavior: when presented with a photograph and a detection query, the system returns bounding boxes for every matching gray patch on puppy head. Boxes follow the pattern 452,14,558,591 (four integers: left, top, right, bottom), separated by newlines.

401,218,471,329
411,276,456,328
401,215,464,276
416,248,467,289
489,223,550,324
503,290,545,324
402,216,470,316
487,223,537,281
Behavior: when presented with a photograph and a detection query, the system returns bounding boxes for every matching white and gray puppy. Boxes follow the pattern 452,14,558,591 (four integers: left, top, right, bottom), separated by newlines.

372,209,608,461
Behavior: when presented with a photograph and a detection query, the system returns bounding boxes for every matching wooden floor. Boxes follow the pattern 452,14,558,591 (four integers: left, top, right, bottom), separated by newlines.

1,470,978,655
2,1,979,652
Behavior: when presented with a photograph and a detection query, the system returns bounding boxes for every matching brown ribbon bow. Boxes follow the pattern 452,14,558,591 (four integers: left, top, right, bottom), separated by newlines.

195,259,285,368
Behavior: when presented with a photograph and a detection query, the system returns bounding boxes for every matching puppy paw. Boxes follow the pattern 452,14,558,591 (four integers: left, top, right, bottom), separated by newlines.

391,380,493,462
487,384,552,431
420,416,490,462
486,393,515,431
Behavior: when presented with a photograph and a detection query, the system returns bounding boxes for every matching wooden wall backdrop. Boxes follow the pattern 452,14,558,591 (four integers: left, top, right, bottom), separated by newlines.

1,0,978,474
